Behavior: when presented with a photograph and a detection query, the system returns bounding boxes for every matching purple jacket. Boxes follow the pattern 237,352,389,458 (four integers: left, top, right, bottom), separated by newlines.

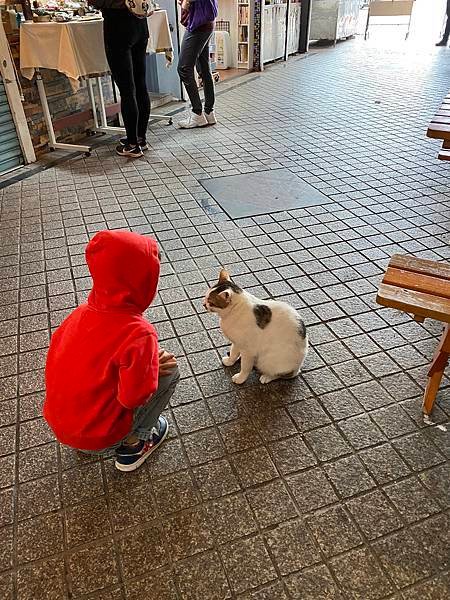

188,0,218,33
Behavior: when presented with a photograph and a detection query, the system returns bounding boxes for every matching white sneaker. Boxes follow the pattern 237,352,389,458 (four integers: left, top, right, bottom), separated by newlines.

177,111,208,129
205,110,217,125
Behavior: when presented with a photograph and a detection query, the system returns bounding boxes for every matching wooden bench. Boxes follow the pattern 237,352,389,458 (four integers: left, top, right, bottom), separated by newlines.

377,254,450,415
427,93,450,161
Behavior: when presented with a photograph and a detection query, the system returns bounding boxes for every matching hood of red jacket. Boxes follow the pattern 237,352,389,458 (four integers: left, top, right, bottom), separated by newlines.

86,230,160,314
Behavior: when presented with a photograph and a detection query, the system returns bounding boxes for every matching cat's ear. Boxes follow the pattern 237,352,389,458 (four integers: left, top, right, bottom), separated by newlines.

218,269,230,284
217,290,231,306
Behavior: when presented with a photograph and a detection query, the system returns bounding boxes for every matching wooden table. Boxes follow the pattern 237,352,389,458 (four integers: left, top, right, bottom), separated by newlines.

377,254,450,414
427,92,450,160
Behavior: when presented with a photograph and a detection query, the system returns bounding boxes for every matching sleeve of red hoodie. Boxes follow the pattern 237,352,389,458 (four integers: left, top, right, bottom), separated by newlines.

117,334,159,410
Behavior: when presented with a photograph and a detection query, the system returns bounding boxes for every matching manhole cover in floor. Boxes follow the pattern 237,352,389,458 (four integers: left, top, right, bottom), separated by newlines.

199,168,330,219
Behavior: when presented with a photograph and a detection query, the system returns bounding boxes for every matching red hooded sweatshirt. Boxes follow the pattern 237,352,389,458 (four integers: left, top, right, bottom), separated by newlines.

43,230,161,451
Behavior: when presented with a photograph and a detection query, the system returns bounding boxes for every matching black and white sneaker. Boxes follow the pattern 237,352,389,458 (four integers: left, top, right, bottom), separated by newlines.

116,144,143,158
119,137,149,151
114,416,169,472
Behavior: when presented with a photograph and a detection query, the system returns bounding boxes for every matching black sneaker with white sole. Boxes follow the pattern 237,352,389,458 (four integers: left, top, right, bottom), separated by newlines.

116,144,143,158
119,137,149,151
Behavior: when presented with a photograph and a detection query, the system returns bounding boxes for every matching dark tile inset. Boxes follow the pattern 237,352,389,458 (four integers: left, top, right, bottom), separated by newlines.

182,427,225,466
18,474,60,520
393,432,445,472
220,536,277,594
0,525,13,571
109,481,157,532
385,476,441,524
265,519,321,576
200,169,330,219
411,513,450,572
402,572,450,600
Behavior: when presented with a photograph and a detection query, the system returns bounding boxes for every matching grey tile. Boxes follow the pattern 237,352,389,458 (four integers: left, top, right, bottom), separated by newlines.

284,564,344,600
182,427,226,466
338,414,386,450
305,425,352,461
205,493,257,544
220,536,277,595
17,512,64,564
385,476,441,524
231,446,278,487
330,547,394,600
65,496,112,547
265,519,321,576
324,455,376,498
17,556,66,600
373,529,436,588
286,467,339,514
246,479,298,527
307,506,363,558
269,435,317,474
359,443,411,485
175,550,232,600
118,523,169,580
68,540,120,597
193,457,240,500
153,470,199,515
346,490,403,540
165,506,214,562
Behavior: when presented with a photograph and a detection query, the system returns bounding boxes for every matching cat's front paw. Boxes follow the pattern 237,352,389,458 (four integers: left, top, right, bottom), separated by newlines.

260,374,275,384
232,372,247,385
222,355,236,367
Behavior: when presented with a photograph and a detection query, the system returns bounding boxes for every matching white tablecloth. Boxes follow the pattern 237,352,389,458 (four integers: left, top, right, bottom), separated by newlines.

20,11,173,91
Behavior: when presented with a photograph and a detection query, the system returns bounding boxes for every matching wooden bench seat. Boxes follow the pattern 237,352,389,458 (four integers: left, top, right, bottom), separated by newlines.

377,254,450,414
427,92,450,157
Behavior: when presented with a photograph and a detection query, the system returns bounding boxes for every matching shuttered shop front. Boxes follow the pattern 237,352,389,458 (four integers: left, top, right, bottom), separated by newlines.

0,76,23,174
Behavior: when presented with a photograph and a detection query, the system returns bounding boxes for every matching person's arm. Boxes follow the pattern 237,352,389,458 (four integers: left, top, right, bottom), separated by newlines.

117,334,159,410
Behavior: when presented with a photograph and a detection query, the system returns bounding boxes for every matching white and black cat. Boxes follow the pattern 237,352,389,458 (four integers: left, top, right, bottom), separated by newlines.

204,269,308,385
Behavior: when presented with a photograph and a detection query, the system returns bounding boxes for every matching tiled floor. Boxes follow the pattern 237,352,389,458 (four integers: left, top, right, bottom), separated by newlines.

1,35,450,600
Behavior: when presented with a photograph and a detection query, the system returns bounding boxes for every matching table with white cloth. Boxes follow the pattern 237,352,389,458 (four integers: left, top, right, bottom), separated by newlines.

20,11,174,154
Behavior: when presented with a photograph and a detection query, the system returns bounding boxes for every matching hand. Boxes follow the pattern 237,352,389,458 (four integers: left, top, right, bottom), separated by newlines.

159,349,177,376
181,0,190,10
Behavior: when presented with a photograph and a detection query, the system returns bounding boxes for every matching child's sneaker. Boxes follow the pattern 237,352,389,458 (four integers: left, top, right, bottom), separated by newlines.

114,416,169,472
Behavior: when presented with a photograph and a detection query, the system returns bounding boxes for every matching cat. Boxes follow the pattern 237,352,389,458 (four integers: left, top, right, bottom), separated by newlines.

203,269,308,385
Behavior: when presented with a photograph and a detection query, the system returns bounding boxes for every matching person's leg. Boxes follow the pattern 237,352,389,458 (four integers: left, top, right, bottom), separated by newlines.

437,1,450,44
178,30,211,115
197,34,215,115
114,367,180,472
131,23,151,143
131,367,180,441
104,16,140,147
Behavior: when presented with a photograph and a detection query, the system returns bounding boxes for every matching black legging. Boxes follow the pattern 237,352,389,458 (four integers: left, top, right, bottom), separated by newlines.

103,9,150,145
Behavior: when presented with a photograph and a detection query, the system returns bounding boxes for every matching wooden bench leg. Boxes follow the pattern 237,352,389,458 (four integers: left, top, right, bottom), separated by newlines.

423,324,450,415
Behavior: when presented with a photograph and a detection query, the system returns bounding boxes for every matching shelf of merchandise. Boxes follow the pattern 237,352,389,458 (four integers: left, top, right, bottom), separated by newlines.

217,0,252,70
237,1,249,68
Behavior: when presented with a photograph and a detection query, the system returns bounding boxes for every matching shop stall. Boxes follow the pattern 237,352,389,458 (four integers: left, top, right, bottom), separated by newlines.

310,0,360,43
0,1,174,156
262,0,301,65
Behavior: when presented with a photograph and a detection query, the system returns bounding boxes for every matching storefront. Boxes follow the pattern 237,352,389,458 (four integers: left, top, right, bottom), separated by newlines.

0,11,35,173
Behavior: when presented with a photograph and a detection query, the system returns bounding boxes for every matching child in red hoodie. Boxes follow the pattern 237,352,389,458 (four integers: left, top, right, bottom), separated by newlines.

44,230,179,472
